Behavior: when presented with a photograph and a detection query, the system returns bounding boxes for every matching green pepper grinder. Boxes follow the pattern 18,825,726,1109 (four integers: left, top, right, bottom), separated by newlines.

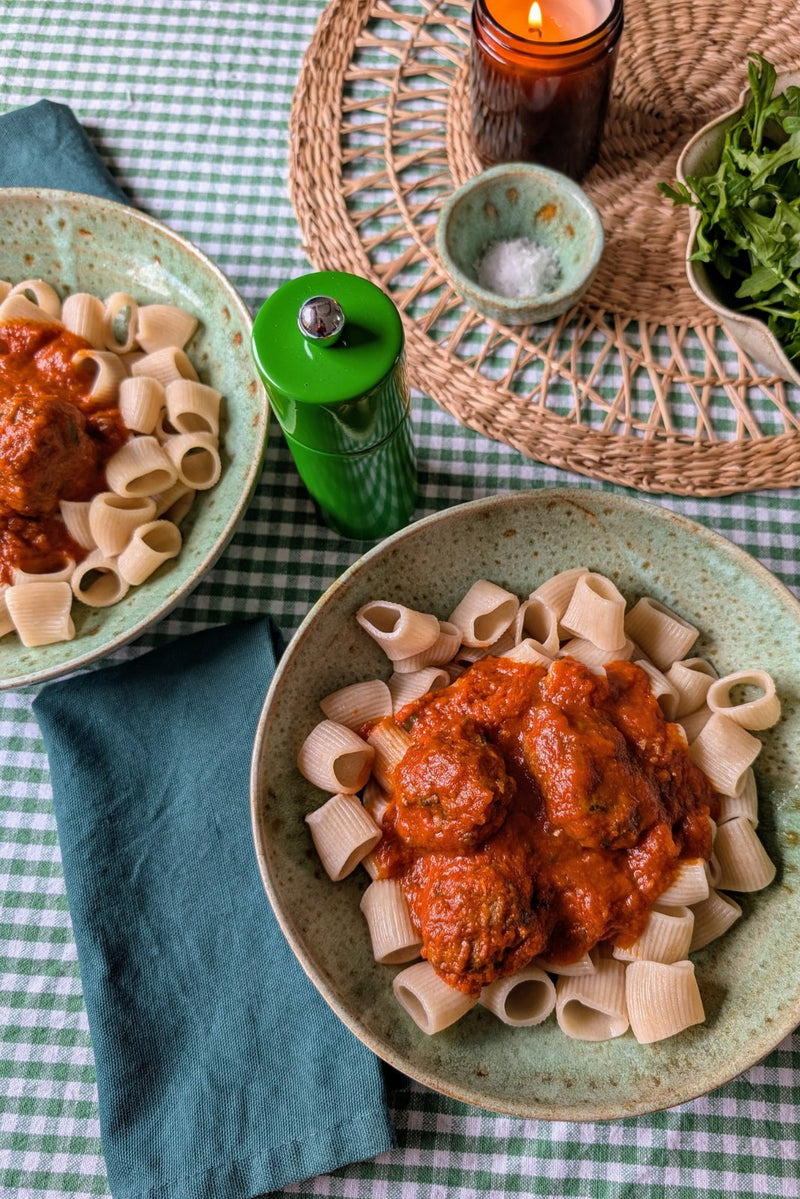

251,270,417,540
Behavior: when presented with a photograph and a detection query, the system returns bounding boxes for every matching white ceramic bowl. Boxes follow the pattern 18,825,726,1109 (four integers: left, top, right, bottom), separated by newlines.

0,189,269,689
676,71,800,386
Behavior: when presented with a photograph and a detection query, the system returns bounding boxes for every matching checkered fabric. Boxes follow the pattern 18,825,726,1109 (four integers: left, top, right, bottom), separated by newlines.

1,3,800,1198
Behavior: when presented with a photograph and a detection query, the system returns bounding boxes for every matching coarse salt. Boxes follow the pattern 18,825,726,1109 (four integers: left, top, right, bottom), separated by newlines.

475,236,561,299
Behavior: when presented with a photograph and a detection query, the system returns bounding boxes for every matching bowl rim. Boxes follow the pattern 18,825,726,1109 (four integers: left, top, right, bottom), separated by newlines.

0,187,269,688
435,162,604,309
675,71,800,388
250,486,800,1121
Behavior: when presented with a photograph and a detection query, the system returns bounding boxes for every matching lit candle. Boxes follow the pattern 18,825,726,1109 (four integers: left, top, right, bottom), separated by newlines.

469,0,624,180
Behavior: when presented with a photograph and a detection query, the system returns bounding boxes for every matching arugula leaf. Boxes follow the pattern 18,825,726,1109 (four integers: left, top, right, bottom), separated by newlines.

659,53,800,366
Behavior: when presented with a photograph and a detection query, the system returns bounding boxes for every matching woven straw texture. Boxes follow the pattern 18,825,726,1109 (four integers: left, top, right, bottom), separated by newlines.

290,0,800,495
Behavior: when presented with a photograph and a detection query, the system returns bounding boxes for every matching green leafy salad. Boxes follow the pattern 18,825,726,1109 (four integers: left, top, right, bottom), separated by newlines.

661,54,800,365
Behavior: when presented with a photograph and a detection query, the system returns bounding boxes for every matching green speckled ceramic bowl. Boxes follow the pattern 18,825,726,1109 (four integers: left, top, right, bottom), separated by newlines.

251,489,800,1120
435,164,604,326
0,189,268,689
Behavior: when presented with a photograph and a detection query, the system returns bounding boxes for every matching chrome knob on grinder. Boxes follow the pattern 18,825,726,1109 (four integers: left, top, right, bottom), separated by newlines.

251,270,417,541
297,295,345,345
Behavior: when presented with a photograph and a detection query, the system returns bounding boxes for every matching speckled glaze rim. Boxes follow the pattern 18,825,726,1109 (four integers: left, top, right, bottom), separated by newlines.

676,72,800,389
251,488,800,1121
0,188,269,689
435,163,604,316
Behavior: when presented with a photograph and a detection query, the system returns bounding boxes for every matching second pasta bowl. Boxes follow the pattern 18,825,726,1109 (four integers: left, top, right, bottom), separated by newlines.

250,489,800,1120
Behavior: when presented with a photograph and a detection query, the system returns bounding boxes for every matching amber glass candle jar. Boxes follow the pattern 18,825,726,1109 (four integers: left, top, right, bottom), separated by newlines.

470,0,624,180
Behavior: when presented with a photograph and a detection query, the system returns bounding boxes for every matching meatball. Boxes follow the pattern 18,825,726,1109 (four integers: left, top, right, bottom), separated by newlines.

524,700,661,850
407,853,547,995
394,724,515,852
0,394,95,516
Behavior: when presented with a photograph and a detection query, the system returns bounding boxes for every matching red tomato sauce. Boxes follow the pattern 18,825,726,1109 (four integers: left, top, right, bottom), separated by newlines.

374,655,718,996
0,320,129,582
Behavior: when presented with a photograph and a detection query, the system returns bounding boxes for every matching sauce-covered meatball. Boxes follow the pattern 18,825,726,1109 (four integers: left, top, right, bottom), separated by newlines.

0,394,96,516
394,721,515,852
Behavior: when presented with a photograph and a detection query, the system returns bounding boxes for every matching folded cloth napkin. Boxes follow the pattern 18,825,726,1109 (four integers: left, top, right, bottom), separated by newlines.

5,100,395,1196
0,99,127,200
33,619,395,1199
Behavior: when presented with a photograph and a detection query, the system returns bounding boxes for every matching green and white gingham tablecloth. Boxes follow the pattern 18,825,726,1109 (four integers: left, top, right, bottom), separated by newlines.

2,3,800,1197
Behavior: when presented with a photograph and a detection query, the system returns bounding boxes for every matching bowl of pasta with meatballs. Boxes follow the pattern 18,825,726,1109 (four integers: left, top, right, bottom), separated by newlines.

0,188,269,688
250,488,800,1120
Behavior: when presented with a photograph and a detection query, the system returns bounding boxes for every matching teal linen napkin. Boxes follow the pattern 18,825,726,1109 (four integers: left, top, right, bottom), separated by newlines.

0,99,128,200
5,99,395,1196
33,619,395,1199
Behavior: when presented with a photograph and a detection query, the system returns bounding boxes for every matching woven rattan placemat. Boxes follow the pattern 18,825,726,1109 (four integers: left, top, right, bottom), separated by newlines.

289,0,800,495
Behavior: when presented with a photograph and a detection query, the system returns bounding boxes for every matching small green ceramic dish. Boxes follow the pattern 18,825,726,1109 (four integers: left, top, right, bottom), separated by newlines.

0,188,269,690
676,70,800,387
251,488,800,1121
435,164,604,326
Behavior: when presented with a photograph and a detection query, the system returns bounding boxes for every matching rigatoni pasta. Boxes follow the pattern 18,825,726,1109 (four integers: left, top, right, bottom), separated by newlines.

297,569,779,1046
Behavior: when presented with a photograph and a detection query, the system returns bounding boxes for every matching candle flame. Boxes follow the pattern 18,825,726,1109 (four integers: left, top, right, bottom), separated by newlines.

528,1,543,34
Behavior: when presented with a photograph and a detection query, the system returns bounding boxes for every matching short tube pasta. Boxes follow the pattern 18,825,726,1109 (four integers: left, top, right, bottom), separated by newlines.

713,817,776,892
61,292,106,348
118,375,166,434
59,500,95,550
633,658,680,721
366,718,413,794
131,345,199,386
555,958,629,1041
70,551,129,608
391,620,462,673
162,432,221,490
664,657,717,717
513,596,560,655
689,890,742,953
356,601,440,662
480,966,556,1027
388,667,449,711
359,879,422,964
72,348,127,404
561,572,627,652
624,597,698,670
448,579,519,648
105,436,178,498
12,557,75,585
165,379,222,436
706,670,781,731
103,292,139,354
319,679,393,729
117,520,182,585
8,278,61,315
689,714,762,796
88,493,157,556
297,720,375,794
135,303,198,353
5,581,75,647
392,961,477,1034
0,291,60,325
717,768,759,827
656,860,709,906
612,905,694,964
559,635,633,670
625,960,704,1044
304,793,381,881
500,638,554,667
529,566,589,624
